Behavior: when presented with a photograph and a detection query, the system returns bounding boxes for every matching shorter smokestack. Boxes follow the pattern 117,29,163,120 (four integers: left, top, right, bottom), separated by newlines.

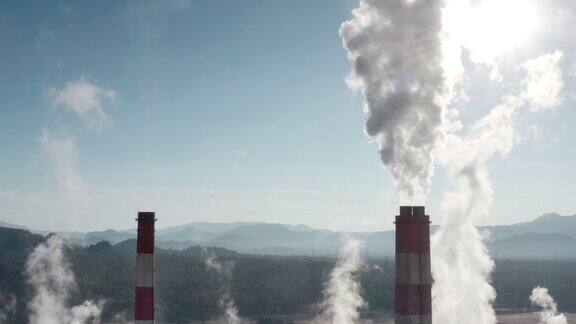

135,212,156,324
395,206,432,324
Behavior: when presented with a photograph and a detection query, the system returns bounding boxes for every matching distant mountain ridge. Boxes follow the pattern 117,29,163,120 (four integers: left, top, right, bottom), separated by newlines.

1,212,575,259
1,223,576,323
481,213,576,241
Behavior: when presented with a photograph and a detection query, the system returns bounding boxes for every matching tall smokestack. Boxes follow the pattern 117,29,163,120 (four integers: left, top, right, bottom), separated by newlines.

135,212,156,324
395,206,432,324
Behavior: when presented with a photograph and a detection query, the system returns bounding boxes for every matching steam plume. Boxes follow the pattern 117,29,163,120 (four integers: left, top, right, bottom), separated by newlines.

530,286,567,324
432,52,564,324
48,77,116,134
340,0,567,323
41,78,117,202
205,255,241,324
315,237,365,324
340,0,445,204
26,236,103,324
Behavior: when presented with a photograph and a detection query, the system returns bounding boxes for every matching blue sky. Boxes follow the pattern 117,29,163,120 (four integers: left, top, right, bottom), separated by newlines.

0,0,574,231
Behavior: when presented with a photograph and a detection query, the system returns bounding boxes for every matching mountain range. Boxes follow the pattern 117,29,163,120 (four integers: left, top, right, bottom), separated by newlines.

1,212,575,259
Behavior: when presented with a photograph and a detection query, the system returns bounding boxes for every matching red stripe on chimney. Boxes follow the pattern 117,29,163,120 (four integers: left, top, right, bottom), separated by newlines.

135,287,155,320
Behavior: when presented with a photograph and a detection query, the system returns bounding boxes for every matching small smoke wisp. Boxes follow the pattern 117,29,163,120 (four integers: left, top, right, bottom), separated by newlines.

530,286,567,324
26,236,103,324
314,237,366,324
48,77,116,134
205,255,241,324
340,0,446,204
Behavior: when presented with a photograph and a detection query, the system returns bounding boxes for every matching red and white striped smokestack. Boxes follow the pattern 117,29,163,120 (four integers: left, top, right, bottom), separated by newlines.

395,206,432,324
135,212,156,324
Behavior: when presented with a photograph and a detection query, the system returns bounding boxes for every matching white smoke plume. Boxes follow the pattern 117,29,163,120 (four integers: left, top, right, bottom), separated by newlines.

341,1,567,323
41,78,117,204
340,0,446,204
432,52,565,324
48,78,116,134
530,286,567,324
109,311,132,324
314,237,366,324
205,255,241,324
522,51,565,111
26,236,104,324
431,156,499,324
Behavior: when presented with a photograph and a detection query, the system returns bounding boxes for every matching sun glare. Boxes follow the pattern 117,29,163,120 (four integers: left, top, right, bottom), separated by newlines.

444,0,540,63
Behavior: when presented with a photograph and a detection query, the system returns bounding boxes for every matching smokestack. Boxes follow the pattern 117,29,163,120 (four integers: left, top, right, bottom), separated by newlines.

135,212,156,324
395,206,432,324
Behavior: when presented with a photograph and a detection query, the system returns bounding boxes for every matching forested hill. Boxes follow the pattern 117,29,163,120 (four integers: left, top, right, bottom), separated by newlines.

0,226,575,323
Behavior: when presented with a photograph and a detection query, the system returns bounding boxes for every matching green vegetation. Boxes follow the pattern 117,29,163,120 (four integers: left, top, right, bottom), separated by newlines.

0,226,575,323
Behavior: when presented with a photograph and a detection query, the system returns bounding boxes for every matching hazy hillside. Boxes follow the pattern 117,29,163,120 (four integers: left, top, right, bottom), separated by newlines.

483,213,576,241
0,226,575,323
483,213,576,259
3,212,576,259
0,221,29,231
489,233,576,260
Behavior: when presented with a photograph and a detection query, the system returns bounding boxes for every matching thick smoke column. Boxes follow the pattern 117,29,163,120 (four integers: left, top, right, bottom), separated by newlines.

340,1,567,323
530,286,567,324
430,160,498,324
314,238,365,324
205,255,241,324
340,0,445,204
26,236,103,324
432,51,564,324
